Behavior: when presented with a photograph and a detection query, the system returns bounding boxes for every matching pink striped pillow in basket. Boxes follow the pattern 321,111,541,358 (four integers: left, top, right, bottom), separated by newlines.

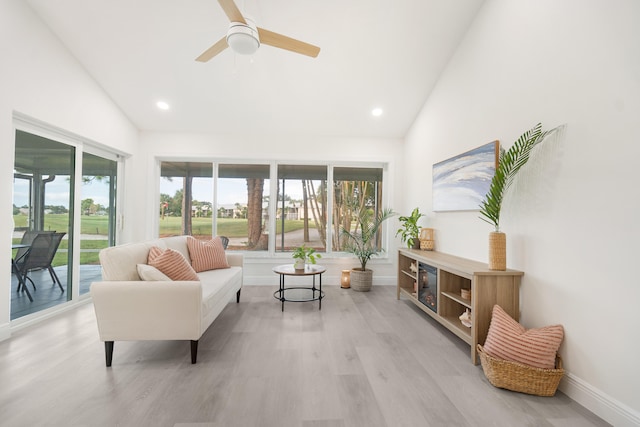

186,236,230,273
483,304,564,370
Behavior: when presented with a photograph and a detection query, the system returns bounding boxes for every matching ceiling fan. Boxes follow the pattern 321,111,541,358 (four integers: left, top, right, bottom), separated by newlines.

196,0,320,62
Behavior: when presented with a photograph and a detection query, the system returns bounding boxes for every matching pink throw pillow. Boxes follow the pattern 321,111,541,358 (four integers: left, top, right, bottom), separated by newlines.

147,247,199,281
483,305,564,369
186,236,230,273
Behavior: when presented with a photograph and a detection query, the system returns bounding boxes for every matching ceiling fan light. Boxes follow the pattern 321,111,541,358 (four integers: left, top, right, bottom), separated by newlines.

227,21,260,55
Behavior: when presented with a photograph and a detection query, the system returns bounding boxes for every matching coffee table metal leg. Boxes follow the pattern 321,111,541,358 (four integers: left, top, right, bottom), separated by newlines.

319,273,322,310
280,274,285,312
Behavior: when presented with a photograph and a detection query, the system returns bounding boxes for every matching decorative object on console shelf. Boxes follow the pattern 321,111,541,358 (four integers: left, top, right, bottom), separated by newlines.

409,261,418,273
292,244,321,270
479,123,565,270
396,207,425,248
459,309,472,328
341,206,395,292
433,140,499,212
419,227,435,251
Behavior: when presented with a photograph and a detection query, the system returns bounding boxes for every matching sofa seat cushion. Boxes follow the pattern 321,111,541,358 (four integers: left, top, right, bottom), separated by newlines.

198,267,242,315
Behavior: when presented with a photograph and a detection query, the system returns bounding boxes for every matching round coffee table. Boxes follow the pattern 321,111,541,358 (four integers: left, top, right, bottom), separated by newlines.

273,264,326,311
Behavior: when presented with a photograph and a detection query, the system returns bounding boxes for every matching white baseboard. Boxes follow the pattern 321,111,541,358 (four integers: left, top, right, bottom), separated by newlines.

560,372,640,427
0,323,10,341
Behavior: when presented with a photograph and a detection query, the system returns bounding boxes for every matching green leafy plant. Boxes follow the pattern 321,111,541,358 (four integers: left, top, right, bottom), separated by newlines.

341,207,396,270
395,207,425,248
292,244,321,264
479,123,561,231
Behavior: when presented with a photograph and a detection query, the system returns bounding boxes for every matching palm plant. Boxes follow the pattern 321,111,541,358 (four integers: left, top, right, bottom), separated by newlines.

341,207,396,270
479,123,560,231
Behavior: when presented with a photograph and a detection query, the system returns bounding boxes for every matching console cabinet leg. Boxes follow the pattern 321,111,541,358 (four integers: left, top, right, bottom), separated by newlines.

236,289,241,303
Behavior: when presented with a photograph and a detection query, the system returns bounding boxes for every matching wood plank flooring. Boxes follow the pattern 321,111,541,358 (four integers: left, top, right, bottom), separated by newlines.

0,286,609,427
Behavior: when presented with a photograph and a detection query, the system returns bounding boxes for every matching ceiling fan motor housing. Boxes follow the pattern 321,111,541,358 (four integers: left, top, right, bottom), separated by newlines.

226,19,260,55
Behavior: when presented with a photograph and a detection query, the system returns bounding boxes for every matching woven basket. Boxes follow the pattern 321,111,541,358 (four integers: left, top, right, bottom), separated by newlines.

419,239,434,250
350,268,373,292
477,345,564,397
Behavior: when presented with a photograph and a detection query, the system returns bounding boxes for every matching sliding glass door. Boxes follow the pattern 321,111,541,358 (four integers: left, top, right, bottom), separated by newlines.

79,152,117,295
12,131,74,319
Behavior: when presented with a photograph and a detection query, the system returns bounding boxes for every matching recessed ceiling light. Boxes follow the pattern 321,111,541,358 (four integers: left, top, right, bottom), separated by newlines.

156,101,170,111
371,107,383,117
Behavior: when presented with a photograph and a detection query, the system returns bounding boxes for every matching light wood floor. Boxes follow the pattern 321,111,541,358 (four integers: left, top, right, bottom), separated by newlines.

0,286,609,427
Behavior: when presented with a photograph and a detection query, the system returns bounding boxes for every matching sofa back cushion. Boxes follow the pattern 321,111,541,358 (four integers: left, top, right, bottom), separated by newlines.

162,235,192,262
99,239,167,281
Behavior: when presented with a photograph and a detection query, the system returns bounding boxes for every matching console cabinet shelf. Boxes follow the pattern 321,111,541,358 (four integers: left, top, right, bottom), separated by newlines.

397,248,523,364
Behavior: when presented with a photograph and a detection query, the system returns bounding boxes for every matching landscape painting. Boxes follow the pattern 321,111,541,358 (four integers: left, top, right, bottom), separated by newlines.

432,140,499,212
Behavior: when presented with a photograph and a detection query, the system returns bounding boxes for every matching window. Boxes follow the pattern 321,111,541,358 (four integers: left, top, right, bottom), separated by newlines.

156,161,387,256
159,162,213,239
332,167,384,251
217,164,270,251
276,165,327,252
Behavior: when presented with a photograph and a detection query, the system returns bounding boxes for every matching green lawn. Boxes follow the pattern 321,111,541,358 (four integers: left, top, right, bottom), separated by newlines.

13,214,312,266
13,214,109,235
15,214,309,237
158,217,307,237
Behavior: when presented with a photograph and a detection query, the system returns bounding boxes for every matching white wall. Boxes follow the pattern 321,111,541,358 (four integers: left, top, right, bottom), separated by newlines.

403,0,640,425
0,0,138,336
135,131,405,286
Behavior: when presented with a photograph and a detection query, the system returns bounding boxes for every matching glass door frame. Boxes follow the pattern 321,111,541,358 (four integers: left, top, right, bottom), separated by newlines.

12,112,126,323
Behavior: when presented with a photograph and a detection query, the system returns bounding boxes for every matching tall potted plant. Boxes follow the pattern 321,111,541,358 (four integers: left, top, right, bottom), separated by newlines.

396,207,425,248
479,122,562,270
341,207,395,291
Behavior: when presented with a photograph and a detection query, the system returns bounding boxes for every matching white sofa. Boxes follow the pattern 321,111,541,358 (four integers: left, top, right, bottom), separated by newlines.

90,235,243,367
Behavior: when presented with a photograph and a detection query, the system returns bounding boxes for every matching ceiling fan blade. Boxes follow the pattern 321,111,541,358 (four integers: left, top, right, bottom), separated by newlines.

195,36,229,62
218,0,246,24
257,27,320,58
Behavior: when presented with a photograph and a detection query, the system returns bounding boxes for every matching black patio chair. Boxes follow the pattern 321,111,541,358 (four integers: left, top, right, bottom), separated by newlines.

12,230,54,262
15,232,66,293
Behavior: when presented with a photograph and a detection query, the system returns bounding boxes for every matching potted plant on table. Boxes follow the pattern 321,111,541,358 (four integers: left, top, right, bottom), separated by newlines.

479,122,564,270
396,207,425,249
341,207,395,291
292,244,321,270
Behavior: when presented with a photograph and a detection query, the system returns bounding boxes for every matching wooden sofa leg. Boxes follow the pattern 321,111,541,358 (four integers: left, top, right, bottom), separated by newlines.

236,289,241,303
105,341,114,367
191,340,198,364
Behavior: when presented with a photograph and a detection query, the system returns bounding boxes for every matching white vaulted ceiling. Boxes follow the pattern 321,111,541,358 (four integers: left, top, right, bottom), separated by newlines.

26,0,484,138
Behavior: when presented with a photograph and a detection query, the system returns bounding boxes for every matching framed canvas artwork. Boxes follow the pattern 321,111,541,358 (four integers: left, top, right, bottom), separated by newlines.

432,140,499,212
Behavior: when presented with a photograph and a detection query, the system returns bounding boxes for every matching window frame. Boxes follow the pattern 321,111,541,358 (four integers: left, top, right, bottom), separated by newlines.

154,158,391,259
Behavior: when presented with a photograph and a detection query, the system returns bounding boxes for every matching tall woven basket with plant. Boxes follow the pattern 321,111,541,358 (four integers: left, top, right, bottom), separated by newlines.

341,207,395,291
479,123,563,270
